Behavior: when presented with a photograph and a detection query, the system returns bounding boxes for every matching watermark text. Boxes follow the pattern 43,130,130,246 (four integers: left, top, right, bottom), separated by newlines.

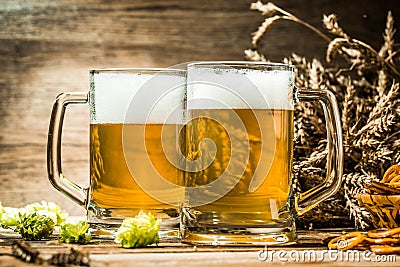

257,246,397,263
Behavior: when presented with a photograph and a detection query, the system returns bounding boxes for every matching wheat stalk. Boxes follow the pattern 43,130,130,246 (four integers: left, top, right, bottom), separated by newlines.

246,1,400,230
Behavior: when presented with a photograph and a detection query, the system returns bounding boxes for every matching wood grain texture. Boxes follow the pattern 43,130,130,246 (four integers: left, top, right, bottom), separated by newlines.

3,228,399,267
0,0,399,215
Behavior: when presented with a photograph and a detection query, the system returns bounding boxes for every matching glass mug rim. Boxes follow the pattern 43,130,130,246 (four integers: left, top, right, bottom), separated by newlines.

90,67,187,75
89,62,295,74
187,61,295,71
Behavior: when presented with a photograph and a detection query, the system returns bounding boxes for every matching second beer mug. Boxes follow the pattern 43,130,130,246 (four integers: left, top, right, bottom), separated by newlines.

47,68,186,238
182,62,343,245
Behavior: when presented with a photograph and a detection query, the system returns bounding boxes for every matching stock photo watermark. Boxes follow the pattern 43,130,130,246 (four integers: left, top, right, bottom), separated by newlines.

257,244,397,263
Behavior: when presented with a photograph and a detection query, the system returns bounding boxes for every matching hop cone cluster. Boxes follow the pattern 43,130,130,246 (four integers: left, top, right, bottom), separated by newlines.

115,212,161,248
60,221,92,244
16,212,55,240
24,201,68,226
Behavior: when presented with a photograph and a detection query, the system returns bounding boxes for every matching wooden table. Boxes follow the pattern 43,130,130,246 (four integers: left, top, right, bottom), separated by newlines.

1,227,399,266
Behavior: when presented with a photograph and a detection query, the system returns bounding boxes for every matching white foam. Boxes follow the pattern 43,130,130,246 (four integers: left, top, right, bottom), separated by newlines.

187,67,294,110
90,72,186,124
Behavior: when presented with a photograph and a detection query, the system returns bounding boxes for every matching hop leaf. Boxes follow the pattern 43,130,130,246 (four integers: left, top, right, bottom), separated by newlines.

115,212,161,248
16,212,55,240
60,221,92,244
24,201,68,226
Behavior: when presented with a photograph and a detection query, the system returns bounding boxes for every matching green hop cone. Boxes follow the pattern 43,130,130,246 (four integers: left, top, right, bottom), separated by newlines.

115,212,161,248
16,212,55,240
60,220,92,244
24,201,68,226
0,203,20,227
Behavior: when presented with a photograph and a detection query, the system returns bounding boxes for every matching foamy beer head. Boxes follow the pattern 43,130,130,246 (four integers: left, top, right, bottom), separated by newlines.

90,68,186,124
186,62,295,111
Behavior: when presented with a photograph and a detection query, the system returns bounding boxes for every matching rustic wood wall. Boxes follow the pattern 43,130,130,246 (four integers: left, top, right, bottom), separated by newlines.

1,0,399,216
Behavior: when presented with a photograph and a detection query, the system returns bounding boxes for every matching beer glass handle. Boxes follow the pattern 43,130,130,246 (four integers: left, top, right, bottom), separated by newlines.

47,92,89,207
295,88,343,216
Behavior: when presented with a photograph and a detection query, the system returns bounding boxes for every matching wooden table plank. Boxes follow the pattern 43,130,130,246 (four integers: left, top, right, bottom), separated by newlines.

1,228,399,266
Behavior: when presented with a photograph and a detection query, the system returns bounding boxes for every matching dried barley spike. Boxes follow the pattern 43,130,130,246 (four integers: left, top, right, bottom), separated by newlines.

252,15,282,46
323,14,348,38
326,38,345,62
244,49,267,61
250,1,278,16
379,11,396,59
377,70,387,97
11,240,43,265
49,247,90,266
342,80,355,146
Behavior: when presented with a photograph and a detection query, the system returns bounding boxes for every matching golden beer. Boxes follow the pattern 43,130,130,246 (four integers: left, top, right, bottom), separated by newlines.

183,108,294,243
89,123,184,230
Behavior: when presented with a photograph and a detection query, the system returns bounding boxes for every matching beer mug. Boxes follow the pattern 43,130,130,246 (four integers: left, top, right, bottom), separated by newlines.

182,62,343,245
47,68,186,237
